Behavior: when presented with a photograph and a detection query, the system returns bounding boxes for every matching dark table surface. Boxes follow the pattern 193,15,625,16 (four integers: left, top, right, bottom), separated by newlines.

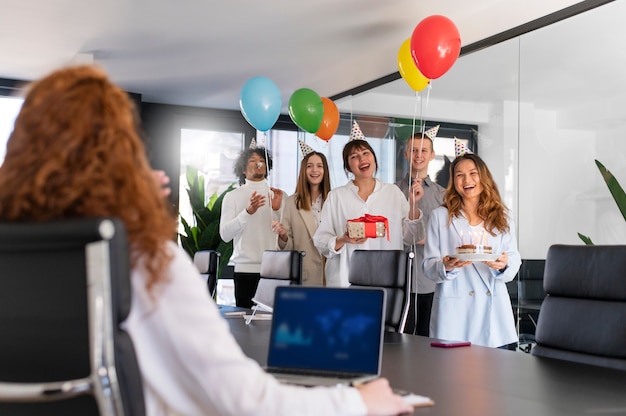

219,305,626,416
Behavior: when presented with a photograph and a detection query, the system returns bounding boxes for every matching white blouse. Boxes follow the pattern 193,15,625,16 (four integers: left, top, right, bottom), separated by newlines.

123,242,367,416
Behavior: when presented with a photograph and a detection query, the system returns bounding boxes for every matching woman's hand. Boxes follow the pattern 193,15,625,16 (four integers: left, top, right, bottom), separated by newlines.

355,378,413,416
271,220,288,242
442,255,472,271
334,230,367,251
484,252,508,271
152,169,171,198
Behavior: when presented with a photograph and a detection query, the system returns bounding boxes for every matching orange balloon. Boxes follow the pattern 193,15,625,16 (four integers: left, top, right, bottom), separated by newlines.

316,97,339,141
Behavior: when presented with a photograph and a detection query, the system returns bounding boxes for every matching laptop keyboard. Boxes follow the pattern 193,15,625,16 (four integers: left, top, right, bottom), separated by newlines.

268,367,362,379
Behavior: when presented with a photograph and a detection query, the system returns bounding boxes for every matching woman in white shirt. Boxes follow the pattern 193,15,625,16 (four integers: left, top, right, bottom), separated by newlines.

314,125,426,287
0,65,412,416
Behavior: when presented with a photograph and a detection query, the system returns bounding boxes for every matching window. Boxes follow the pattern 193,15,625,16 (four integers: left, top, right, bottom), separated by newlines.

0,96,23,164
178,128,243,234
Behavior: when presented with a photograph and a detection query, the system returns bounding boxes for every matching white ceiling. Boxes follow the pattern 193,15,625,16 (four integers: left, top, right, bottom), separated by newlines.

1,0,583,112
346,0,626,131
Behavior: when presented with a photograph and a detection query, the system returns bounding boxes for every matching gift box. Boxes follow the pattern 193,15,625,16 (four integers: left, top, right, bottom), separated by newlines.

347,214,389,240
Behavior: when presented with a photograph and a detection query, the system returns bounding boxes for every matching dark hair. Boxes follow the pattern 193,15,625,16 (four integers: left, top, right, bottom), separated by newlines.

233,147,273,185
294,151,331,210
341,140,378,177
444,153,509,234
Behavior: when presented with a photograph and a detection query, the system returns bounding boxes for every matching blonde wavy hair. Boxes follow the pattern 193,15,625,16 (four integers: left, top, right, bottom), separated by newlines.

0,65,177,294
443,154,510,235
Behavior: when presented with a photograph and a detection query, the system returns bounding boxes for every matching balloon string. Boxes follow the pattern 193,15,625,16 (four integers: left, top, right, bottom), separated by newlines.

408,82,432,246
262,132,275,229
408,91,420,193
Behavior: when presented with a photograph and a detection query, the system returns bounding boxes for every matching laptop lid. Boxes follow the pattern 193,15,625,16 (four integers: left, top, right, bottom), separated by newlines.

251,279,291,313
266,286,386,386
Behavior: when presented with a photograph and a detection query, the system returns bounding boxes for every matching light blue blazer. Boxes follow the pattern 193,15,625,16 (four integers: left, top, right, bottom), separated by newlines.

423,207,521,347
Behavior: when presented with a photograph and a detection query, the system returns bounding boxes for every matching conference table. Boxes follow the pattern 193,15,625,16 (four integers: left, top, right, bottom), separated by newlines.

220,306,626,415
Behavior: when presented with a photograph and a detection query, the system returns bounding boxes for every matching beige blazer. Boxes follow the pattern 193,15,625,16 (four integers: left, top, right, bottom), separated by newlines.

279,195,325,286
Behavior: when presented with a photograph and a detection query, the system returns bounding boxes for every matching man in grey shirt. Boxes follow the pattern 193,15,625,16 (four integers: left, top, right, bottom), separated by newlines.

396,128,445,336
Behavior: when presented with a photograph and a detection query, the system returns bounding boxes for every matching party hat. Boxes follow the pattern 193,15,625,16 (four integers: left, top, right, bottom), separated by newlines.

424,125,440,140
298,139,316,158
349,120,366,141
454,138,472,157
249,137,257,149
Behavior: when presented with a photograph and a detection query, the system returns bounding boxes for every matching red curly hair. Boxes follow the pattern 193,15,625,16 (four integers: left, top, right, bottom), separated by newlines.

0,65,177,294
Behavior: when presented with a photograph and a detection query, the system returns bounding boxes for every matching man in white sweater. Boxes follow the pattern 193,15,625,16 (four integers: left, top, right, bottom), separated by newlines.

220,146,284,307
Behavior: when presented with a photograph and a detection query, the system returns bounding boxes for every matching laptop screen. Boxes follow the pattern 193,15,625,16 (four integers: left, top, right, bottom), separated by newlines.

267,286,385,375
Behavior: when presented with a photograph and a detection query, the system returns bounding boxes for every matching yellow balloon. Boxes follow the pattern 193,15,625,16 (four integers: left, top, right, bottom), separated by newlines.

397,38,430,92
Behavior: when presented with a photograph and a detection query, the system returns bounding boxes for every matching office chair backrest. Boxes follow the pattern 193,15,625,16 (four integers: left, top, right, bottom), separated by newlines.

259,250,305,284
532,244,626,371
517,259,546,306
0,218,145,415
348,250,413,332
251,250,305,313
194,250,220,298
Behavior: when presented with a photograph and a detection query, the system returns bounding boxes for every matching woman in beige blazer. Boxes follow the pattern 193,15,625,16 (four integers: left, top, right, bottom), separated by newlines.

272,150,331,285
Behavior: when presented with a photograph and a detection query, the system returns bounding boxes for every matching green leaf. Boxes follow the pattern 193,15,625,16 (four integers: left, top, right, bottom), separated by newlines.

577,232,594,246
595,160,626,222
179,168,236,278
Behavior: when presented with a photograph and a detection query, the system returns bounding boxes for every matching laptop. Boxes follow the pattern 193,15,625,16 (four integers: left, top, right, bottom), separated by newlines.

251,278,290,313
265,286,386,387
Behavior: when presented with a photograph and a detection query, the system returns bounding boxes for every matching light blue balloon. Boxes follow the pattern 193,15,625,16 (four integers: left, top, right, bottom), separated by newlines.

239,76,282,132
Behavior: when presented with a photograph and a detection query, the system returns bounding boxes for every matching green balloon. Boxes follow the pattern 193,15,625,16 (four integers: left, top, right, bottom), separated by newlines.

288,88,323,134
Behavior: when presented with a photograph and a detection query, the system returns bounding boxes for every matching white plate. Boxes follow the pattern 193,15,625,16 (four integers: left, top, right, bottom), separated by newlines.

449,253,500,262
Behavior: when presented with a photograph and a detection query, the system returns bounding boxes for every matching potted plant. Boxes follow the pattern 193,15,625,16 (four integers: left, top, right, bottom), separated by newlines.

179,165,235,275
578,160,626,245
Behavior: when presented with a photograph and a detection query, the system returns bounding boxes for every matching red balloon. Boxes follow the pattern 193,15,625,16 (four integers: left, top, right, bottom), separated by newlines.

316,97,339,141
410,15,461,80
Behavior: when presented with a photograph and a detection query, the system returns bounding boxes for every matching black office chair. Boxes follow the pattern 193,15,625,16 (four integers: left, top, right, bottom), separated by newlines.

532,244,626,371
247,250,305,321
348,250,413,333
515,259,546,352
193,250,220,299
0,218,145,415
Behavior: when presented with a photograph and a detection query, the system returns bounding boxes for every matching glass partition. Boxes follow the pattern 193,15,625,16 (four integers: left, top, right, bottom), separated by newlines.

336,0,626,259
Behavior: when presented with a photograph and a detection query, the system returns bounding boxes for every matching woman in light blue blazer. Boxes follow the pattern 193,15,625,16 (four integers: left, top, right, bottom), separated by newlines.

423,154,520,348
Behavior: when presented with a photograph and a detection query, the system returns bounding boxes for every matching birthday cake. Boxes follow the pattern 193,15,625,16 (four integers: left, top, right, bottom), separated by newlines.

456,244,492,255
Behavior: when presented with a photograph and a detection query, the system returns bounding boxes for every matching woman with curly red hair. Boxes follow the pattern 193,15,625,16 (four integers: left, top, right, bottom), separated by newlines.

0,65,411,416
423,153,521,348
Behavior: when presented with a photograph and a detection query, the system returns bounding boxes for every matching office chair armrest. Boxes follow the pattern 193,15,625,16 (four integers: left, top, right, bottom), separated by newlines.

0,378,92,401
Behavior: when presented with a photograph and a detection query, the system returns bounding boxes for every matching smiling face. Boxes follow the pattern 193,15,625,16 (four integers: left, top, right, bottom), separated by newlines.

347,147,376,180
453,159,483,200
342,140,378,180
305,154,324,186
405,136,435,176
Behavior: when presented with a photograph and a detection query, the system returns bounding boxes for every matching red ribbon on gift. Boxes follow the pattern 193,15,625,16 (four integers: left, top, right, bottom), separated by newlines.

348,214,390,241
